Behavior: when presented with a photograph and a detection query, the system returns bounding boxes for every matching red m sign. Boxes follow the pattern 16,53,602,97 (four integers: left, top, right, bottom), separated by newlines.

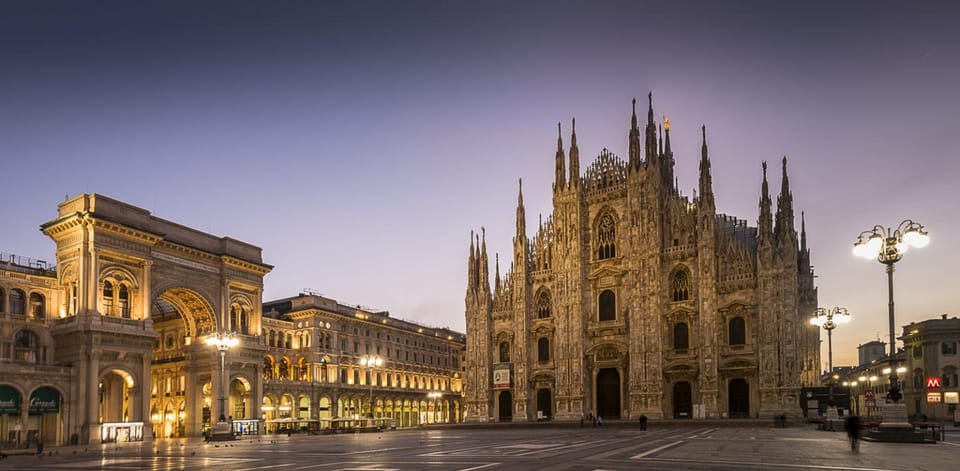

926,377,942,389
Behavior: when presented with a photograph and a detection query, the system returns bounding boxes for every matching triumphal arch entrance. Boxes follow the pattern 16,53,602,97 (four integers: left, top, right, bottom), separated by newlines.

40,194,271,444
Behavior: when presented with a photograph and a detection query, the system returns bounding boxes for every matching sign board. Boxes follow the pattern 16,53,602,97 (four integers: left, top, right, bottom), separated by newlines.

493,366,511,389
944,392,959,404
29,387,60,413
926,392,942,403
0,385,20,414
866,399,876,408
926,377,942,389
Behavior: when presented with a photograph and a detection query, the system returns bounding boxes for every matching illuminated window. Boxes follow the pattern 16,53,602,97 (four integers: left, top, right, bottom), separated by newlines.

29,292,45,319
118,285,130,319
14,329,39,363
102,282,114,316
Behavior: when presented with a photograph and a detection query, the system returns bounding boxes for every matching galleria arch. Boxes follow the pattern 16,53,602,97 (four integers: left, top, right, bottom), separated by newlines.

40,194,271,444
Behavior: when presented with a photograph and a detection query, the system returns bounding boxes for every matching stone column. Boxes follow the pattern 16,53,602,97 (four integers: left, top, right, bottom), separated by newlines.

86,349,101,444
140,261,152,321
139,355,153,441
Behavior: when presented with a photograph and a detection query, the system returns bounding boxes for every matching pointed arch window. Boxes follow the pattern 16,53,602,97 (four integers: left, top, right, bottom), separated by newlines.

537,338,550,363
536,290,551,319
102,282,115,316
674,322,689,351
499,341,510,363
595,213,617,260
671,270,690,302
729,317,746,346
29,292,45,320
9,289,25,315
598,290,616,322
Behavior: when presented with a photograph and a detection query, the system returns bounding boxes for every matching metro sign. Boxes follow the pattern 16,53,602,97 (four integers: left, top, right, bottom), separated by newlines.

926,376,941,389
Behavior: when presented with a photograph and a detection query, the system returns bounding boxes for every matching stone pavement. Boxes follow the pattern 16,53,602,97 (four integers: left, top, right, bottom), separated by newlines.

0,423,957,470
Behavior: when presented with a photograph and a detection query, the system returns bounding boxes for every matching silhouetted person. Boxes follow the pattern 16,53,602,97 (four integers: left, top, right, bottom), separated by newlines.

639,415,648,431
37,440,43,455
845,415,861,452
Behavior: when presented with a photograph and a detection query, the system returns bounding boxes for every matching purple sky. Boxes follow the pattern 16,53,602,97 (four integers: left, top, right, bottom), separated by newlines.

2,1,958,368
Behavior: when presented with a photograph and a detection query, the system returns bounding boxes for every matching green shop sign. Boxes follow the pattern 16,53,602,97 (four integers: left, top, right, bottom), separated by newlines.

0,385,21,414
29,387,60,413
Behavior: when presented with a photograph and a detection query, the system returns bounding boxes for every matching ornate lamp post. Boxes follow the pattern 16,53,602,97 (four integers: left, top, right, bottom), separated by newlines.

853,219,928,430
205,332,239,438
360,355,382,419
810,307,850,424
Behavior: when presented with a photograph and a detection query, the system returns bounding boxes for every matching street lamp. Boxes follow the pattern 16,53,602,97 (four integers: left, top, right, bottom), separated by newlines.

205,333,239,427
810,307,851,409
853,220,928,429
360,355,382,418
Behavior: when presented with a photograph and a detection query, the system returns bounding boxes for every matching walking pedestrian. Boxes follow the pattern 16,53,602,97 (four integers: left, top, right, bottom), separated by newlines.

844,415,861,452
639,414,648,431
597,416,603,427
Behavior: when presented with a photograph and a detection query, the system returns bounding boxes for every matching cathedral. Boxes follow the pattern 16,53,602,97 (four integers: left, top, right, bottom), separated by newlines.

464,94,820,422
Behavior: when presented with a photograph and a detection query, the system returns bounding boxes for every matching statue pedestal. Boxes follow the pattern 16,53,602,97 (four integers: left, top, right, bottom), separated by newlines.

824,406,840,431
208,421,235,441
867,403,924,443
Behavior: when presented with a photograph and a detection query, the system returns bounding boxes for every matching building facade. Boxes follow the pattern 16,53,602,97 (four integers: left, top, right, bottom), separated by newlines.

465,95,819,422
901,315,960,421
260,294,465,431
0,194,464,447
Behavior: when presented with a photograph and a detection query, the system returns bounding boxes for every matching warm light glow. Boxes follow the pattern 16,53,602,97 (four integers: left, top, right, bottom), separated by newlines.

842,381,849,386
903,229,929,248
360,355,383,367
896,366,907,373
870,375,878,381
850,381,858,386
882,367,892,374
205,333,239,349
858,376,867,382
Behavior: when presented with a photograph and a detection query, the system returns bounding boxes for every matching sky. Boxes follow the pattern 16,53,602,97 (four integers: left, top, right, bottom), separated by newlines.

2,1,958,368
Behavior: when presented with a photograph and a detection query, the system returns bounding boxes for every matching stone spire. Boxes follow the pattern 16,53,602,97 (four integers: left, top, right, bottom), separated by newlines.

698,125,714,210
645,92,658,167
554,122,566,192
759,161,773,238
516,178,526,239
494,252,500,291
775,156,795,239
480,227,490,295
569,118,580,188
629,98,641,170
467,230,476,291
800,211,807,253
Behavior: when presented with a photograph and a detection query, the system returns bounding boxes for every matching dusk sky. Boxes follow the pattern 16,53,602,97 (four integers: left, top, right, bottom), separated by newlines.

2,1,958,368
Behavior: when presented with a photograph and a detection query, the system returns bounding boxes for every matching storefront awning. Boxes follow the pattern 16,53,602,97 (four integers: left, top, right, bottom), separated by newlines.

0,385,21,414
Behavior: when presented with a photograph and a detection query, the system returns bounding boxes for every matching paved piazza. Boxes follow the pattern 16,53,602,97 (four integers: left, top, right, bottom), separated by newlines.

2,424,958,470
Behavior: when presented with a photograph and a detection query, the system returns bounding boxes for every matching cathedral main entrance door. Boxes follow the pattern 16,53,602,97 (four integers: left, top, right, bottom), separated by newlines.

728,378,750,418
673,382,692,418
498,391,512,422
596,368,621,419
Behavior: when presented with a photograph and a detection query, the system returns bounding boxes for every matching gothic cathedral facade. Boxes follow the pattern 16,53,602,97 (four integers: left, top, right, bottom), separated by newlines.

464,95,820,422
